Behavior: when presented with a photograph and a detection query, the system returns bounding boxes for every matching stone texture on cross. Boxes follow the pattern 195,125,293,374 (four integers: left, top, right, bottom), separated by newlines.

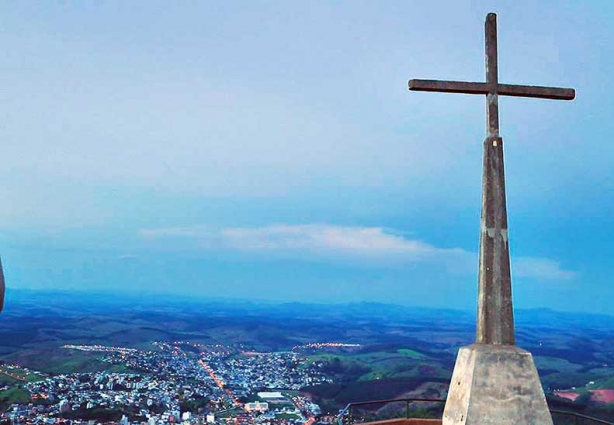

409,13,574,345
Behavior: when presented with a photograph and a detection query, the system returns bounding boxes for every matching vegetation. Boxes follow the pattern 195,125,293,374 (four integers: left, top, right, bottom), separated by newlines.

179,395,210,414
0,386,30,410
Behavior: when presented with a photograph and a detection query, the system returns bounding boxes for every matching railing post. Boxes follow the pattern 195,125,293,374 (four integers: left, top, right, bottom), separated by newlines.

406,400,410,419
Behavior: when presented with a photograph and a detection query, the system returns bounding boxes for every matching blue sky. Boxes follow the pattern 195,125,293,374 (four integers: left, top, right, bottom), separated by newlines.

0,1,612,313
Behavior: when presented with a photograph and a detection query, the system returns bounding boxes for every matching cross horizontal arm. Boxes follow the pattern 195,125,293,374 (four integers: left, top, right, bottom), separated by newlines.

408,79,575,101
497,83,575,100
408,79,488,95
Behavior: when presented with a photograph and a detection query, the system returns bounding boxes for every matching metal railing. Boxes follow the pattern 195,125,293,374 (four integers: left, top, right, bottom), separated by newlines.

337,398,445,425
550,410,613,425
336,398,614,425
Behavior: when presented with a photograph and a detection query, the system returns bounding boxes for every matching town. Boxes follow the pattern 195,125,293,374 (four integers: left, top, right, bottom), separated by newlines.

2,342,337,425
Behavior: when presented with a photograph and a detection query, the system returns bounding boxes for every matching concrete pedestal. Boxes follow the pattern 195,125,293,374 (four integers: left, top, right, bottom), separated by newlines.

443,344,552,425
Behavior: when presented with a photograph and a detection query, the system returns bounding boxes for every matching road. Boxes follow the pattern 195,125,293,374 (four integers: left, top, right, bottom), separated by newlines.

0,368,27,382
198,359,242,408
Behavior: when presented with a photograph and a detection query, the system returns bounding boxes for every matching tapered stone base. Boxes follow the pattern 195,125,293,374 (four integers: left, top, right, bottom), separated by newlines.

443,344,552,425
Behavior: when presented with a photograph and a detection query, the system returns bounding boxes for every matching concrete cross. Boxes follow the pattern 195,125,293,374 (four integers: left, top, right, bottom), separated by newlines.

408,13,575,345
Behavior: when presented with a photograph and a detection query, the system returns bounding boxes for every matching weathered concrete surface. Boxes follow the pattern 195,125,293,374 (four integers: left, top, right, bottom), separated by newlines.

443,344,552,425
476,136,514,345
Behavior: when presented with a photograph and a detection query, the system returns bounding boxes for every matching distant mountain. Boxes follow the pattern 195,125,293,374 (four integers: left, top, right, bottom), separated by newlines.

6,288,613,328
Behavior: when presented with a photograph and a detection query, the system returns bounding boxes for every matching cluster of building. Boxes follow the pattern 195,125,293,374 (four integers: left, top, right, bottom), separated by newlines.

0,362,48,381
291,343,361,352
200,349,333,394
24,371,211,417
62,346,138,354
1,342,330,425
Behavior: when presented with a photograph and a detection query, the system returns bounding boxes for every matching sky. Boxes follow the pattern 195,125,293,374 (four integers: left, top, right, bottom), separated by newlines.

0,1,612,314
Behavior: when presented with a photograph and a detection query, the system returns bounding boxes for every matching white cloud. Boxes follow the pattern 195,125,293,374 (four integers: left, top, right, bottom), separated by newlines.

141,224,578,281
514,257,577,281
141,224,470,266
222,225,434,254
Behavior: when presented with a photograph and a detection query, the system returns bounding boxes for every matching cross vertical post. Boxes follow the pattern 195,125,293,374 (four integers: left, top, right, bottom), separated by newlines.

477,12,513,345
485,13,499,138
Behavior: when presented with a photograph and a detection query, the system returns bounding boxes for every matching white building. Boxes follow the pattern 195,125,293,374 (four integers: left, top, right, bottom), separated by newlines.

244,401,269,412
257,392,284,400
